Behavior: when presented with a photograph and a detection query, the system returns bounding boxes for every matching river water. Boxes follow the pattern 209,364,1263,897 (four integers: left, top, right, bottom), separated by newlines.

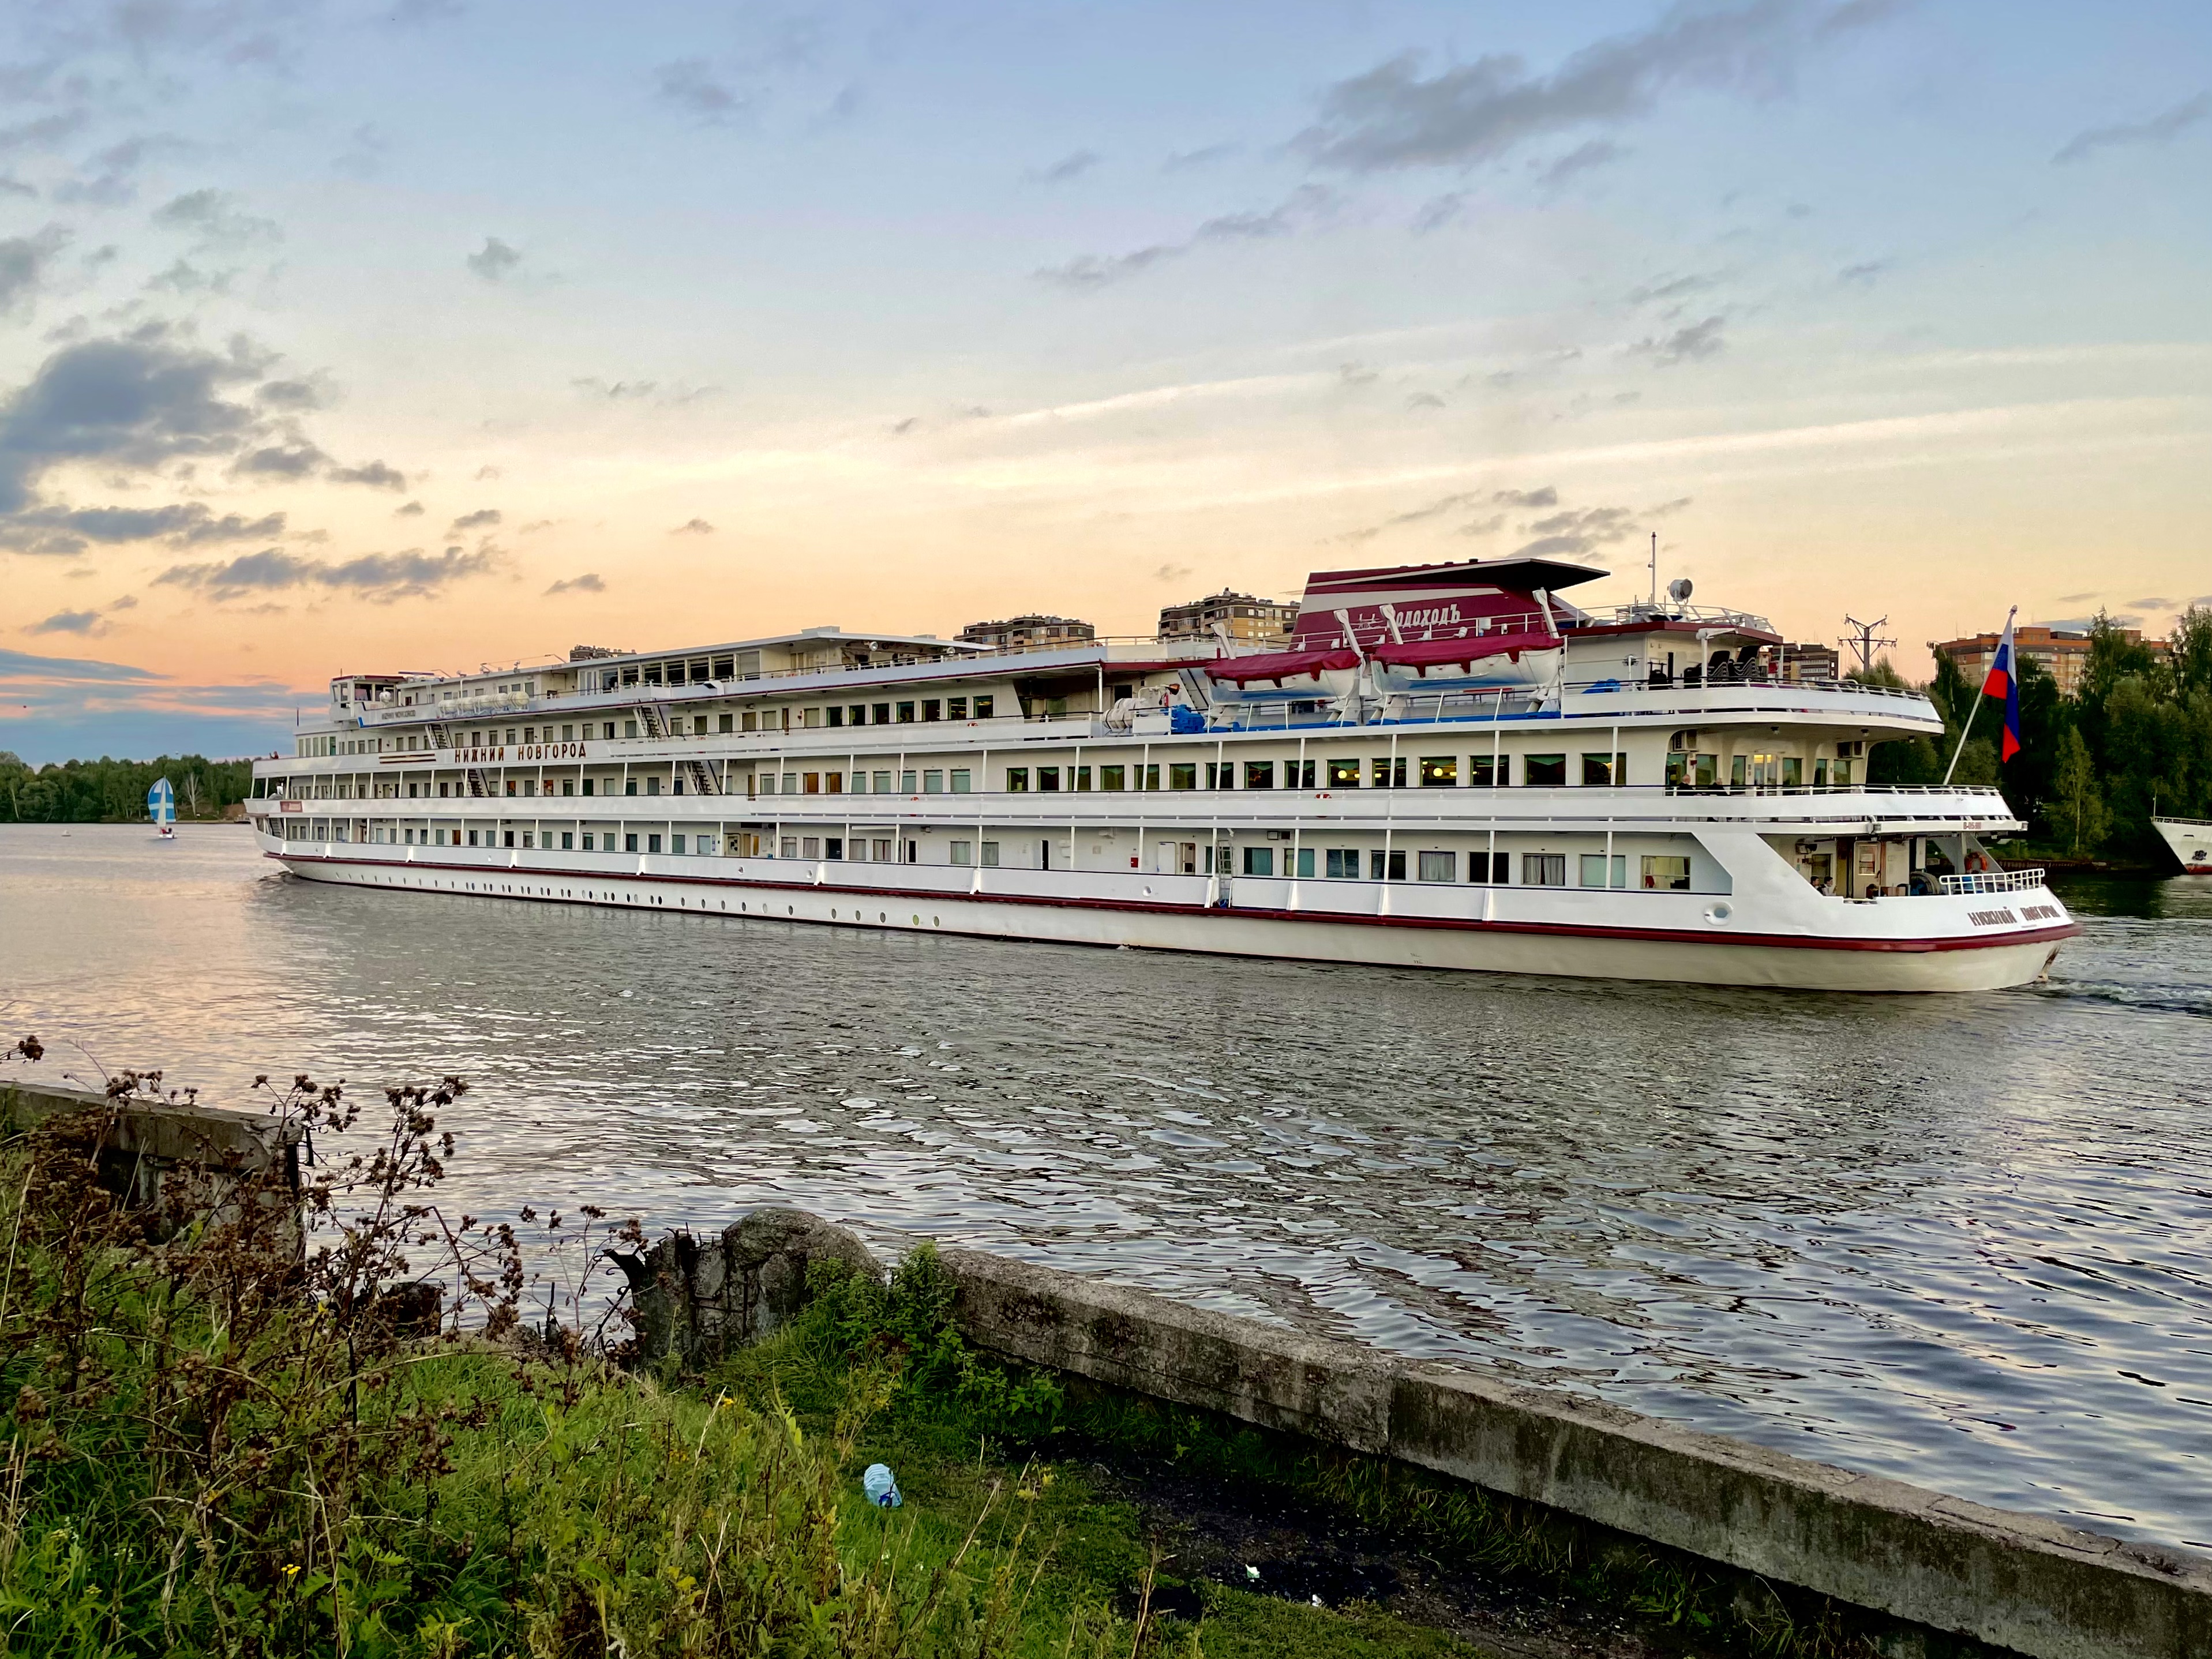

3,825,2209,1549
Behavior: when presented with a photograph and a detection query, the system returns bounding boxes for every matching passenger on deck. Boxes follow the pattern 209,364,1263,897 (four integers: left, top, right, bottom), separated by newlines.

1864,881,1881,899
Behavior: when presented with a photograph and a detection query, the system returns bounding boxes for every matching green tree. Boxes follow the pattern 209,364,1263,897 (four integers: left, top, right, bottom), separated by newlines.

2051,725,2109,854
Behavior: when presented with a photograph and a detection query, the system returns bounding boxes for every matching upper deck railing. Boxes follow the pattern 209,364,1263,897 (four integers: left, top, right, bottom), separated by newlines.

1938,868,2048,895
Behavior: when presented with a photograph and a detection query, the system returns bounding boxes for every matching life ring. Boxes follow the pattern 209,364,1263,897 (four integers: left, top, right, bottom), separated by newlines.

1966,851,1988,873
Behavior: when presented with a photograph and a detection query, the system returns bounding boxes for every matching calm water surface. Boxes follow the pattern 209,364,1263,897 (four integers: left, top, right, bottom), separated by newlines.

4,825,2209,1548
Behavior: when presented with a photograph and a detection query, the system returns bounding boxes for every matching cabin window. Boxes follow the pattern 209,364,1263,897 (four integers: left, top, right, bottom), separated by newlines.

873,703,891,724
582,833,594,850
826,838,843,860
924,770,944,794
625,779,638,795
1580,853,1627,888
671,834,687,854
873,770,892,793
1418,851,1455,881
1326,849,1359,879
899,770,917,793
1141,764,1160,790
1642,855,1692,891
1169,763,1197,791
718,713,733,733
1005,766,1030,792
1523,853,1566,885
1782,757,1803,787
1244,761,1274,790
742,711,759,732
897,701,916,723
1525,755,1567,787
803,772,820,794
1731,756,1749,787
826,771,843,794
467,830,479,846
951,769,971,793
781,838,798,858
646,776,662,796
561,832,573,850
1468,852,1509,884
801,837,820,858
975,696,995,718
1666,752,1719,789
1419,756,1457,787
1581,753,1627,786
872,838,893,861
1370,757,1405,789
1292,847,1315,877
1037,766,1060,792
828,706,844,728
1814,759,1829,786
562,779,574,796
647,834,662,853
949,697,968,719
503,831,516,848
923,700,942,721
1242,846,1274,876
843,705,863,726
625,720,639,738
1098,764,1124,791
1833,758,1854,787
981,841,1000,867
1326,757,1360,789
1284,760,1315,789
1205,763,1230,790
1370,850,1407,881
951,840,972,865
505,779,518,797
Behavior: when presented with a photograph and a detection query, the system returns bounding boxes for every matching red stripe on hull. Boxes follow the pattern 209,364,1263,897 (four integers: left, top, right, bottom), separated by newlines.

263,849,2082,956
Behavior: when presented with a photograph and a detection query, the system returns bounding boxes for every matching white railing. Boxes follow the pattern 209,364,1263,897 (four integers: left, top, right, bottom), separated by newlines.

1939,869,2046,895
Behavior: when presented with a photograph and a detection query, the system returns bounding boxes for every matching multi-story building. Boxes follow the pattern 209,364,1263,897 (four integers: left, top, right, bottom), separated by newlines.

1159,589,1298,644
1932,625,2166,699
959,614,1095,650
1782,643,1841,683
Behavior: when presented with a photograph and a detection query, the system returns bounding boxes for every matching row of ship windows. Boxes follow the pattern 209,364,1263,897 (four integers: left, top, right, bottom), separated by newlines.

317,695,1007,757
281,819,1694,891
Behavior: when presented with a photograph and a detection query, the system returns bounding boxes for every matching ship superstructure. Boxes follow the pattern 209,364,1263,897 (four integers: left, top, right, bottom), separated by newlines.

248,558,2076,991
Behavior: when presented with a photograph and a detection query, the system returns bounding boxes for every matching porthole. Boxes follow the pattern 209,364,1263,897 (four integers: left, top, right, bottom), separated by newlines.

1703,902,1734,926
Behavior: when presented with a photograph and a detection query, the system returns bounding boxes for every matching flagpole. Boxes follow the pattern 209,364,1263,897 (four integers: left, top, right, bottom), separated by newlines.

1941,605,2014,786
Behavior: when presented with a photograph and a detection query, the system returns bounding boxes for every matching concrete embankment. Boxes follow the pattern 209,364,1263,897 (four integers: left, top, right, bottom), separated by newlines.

2,1080,301,1244
628,1209,2211,1659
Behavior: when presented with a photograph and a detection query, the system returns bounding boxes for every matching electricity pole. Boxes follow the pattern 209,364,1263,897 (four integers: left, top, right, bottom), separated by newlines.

1840,615,1895,675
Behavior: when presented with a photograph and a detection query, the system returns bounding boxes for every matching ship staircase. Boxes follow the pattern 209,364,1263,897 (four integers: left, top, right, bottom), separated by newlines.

637,702,716,794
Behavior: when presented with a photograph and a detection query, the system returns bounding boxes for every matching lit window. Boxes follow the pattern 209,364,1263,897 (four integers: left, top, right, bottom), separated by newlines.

1006,768,1029,791
1419,757,1457,787
1326,757,1360,789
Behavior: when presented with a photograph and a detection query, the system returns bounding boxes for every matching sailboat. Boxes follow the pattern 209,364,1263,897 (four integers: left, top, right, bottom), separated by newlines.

149,776,178,840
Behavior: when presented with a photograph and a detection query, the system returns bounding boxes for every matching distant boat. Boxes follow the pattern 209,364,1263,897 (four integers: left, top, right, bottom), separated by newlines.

148,776,178,840
2151,817,2211,874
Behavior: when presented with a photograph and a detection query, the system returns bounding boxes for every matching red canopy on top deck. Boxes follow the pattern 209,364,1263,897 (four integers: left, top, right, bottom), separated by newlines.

1372,630,1559,673
1205,647,1362,685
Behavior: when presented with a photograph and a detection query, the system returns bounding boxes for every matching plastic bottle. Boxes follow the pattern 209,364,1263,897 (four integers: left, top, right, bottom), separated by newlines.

863,1463,902,1508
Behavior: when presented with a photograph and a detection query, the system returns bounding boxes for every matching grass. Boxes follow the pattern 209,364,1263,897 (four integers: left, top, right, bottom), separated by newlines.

0,1065,1928,1658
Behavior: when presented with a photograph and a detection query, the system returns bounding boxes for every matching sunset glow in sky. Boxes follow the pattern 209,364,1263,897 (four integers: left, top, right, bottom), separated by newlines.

2,0,2208,761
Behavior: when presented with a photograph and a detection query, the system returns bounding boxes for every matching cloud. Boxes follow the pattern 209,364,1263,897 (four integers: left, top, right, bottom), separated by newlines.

2126,595,2174,610
2053,92,2210,165
155,545,497,602
232,441,328,478
1339,485,1560,543
474,464,502,481
670,517,714,535
0,502,287,555
545,572,606,595
448,507,501,532
1034,185,1335,289
1629,314,1726,365
152,188,280,245
2055,591,2099,604
572,377,719,406
1154,562,1193,583
329,459,406,490
1627,271,1717,305
1839,258,1891,285
1411,192,1467,232
395,499,424,516
0,227,68,315
0,644,160,683
254,377,321,410
655,59,749,123
1029,149,1101,184
466,237,522,281
1163,144,1239,171
25,608,103,636
1298,1,1893,172
1405,391,1446,410
146,258,237,296
1536,138,1626,186
1511,497,1689,558
55,135,185,207
889,415,919,435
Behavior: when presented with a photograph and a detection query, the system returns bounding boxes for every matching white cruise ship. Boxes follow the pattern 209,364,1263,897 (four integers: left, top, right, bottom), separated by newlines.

247,558,2077,992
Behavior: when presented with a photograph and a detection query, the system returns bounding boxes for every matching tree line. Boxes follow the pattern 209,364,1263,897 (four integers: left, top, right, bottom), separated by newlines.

0,752,257,823
1864,606,2212,859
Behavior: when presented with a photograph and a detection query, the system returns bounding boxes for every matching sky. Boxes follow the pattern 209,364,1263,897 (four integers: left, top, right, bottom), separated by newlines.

0,0,2207,764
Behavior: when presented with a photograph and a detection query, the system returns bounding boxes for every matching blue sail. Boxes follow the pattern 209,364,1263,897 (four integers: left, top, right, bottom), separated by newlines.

147,777,176,825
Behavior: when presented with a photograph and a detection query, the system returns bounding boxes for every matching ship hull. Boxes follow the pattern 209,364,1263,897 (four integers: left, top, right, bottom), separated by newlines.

2151,817,2212,874
266,843,2073,994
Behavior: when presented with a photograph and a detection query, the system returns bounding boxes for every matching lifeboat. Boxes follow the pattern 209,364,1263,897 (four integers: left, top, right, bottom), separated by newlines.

1202,646,1362,701
1368,628,1561,695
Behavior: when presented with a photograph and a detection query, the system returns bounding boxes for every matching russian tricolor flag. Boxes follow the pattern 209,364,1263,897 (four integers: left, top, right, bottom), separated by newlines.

1984,611,2021,763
